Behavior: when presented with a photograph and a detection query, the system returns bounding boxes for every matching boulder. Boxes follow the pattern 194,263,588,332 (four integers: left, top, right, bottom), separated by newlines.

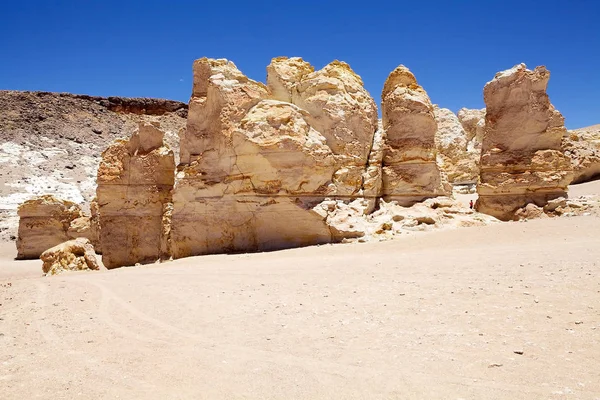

514,203,548,221
96,122,175,268
476,64,573,220
40,238,103,276
66,216,94,242
16,195,82,259
434,106,480,184
381,65,449,204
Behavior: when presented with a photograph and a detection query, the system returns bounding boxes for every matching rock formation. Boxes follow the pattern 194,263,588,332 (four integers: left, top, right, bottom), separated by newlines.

89,198,102,253
16,195,83,259
96,122,175,268
40,238,103,275
476,64,573,220
457,108,486,147
0,90,187,243
381,66,449,204
434,106,480,184
267,57,380,196
171,57,379,258
66,215,94,243
562,126,600,184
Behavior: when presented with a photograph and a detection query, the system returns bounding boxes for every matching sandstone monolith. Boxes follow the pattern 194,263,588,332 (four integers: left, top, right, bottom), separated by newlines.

381,66,449,204
96,122,175,268
476,64,573,220
171,57,379,258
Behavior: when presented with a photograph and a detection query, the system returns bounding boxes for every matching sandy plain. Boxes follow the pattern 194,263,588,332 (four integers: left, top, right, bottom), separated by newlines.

0,182,599,399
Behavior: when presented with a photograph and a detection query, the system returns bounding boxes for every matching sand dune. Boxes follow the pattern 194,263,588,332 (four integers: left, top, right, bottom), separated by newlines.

1,183,599,399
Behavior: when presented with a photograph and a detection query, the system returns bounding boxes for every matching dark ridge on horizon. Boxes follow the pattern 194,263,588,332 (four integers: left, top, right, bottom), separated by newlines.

0,90,188,117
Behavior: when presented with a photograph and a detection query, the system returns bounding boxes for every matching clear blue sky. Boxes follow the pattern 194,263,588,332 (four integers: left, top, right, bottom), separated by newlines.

1,1,598,128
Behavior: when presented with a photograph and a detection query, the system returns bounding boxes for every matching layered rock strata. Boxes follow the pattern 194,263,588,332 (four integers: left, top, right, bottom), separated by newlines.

96,122,175,268
381,66,449,204
16,195,83,259
476,64,573,220
171,57,379,258
41,238,103,276
434,106,480,184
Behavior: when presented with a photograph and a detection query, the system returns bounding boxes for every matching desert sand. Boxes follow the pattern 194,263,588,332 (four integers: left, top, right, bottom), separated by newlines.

1,182,599,399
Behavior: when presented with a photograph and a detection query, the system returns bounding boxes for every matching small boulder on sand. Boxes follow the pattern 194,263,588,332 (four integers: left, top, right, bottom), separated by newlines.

40,238,104,276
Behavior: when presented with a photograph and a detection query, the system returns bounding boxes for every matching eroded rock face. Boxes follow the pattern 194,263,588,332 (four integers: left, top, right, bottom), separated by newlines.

66,216,93,243
381,66,449,204
476,64,573,220
267,57,379,196
457,108,485,146
171,57,379,258
41,238,103,276
16,195,82,259
97,122,175,268
434,106,480,184
563,127,600,184
89,198,102,253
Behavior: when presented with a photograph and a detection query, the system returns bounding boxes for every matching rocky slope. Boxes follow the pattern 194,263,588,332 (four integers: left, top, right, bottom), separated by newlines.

563,124,600,184
0,91,187,241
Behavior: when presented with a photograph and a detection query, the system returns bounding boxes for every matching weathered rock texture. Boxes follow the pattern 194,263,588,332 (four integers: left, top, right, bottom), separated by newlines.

434,106,480,184
66,216,95,244
476,64,573,220
0,90,187,243
171,57,379,258
41,238,103,276
457,108,486,147
563,126,600,184
89,198,102,253
381,66,449,204
16,195,83,259
97,122,175,268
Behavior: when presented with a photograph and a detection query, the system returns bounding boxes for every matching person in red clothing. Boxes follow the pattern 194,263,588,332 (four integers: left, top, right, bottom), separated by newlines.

469,200,474,209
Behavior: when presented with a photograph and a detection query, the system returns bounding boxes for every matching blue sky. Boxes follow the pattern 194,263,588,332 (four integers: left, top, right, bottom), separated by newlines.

0,1,598,128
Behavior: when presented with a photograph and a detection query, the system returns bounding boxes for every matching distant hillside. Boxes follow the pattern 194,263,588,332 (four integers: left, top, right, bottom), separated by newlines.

574,124,600,132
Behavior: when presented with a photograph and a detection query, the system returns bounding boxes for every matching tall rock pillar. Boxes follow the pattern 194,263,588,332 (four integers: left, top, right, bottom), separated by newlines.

96,122,175,268
476,64,573,220
381,65,449,205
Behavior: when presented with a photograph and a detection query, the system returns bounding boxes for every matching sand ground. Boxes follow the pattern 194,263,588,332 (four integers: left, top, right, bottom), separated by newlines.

1,184,599,399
